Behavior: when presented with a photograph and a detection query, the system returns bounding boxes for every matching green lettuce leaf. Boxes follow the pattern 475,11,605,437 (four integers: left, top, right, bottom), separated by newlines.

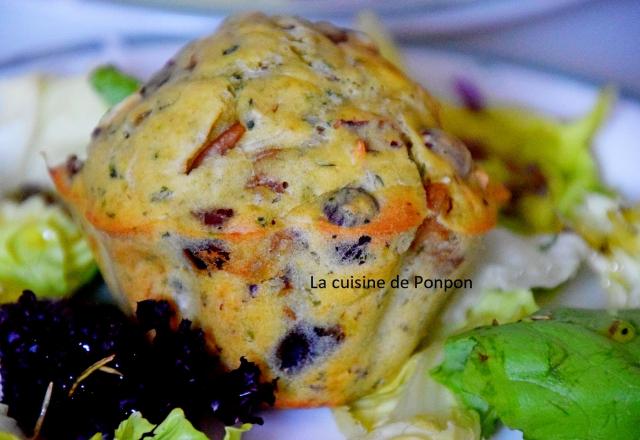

432,308,640,439
457,288,538,331
223,424,252,440
113,408,207,440
90,65,140,106
94,408,252,440
440,89,613,233
113,412,156,440
0,196,97,303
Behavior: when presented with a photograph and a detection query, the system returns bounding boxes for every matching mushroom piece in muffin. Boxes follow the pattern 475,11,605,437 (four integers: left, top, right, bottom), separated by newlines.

51,13,503,407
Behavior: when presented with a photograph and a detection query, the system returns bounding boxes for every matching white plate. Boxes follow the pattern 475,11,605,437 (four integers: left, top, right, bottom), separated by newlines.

1,38,638,440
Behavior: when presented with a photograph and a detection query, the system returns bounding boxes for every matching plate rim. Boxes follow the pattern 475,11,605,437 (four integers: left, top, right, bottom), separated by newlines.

1,35,638,103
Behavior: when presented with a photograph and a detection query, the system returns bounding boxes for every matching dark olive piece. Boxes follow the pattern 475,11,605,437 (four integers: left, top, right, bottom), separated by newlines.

276,325,345,374
335,235,372,265
322,187,379,227
277,329,312,373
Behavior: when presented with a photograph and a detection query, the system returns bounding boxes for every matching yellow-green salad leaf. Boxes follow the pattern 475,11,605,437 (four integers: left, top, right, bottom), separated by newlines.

93,408,251,440
114,408,208,440
440,90,614,233
223,424,252,440
0,195,97,302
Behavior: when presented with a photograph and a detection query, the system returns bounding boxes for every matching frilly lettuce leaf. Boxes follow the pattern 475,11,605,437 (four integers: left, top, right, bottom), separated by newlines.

93,408,250,440
115,408,209,440
90,65,140,107
334,343,481,440
570,193,640,307
353,416,479,440
440,89,613,233
109,408,207,440
223,424,252,440
436,227,585,338
432,308,640,440
0,196,97,303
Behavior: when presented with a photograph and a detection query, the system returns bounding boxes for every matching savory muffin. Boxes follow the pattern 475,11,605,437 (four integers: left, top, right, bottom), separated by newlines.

51,13,502,406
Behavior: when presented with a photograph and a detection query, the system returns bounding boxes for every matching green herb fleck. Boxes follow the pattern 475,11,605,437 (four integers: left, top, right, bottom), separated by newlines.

108,164,119,179
150,186,173,202
222,44,239,56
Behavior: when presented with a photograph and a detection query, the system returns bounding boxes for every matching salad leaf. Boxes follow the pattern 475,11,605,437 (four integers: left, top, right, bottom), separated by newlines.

113,412,156,440
436,227,585,338
440,89,614,233
223,424,252,440
102,408,252,440
335,227,589,440
460,288,537,330
432,308,640,440
89,65,140,106
355,11,405,69
570,193,640,307
0,196,97,303
334,343,481,440
113,408,207,440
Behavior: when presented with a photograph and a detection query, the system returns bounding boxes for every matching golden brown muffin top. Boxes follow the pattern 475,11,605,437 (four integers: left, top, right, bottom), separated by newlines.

52,13,501,240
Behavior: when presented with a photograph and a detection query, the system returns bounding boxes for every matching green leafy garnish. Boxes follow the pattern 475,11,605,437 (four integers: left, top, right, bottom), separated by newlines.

457,288,538,331
432,308,640,439
223,424,252,440
110,408,207,440
90,65,140,106
0,196,97,303
440,89,614,233
118,408,207,440
91,408,252,440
